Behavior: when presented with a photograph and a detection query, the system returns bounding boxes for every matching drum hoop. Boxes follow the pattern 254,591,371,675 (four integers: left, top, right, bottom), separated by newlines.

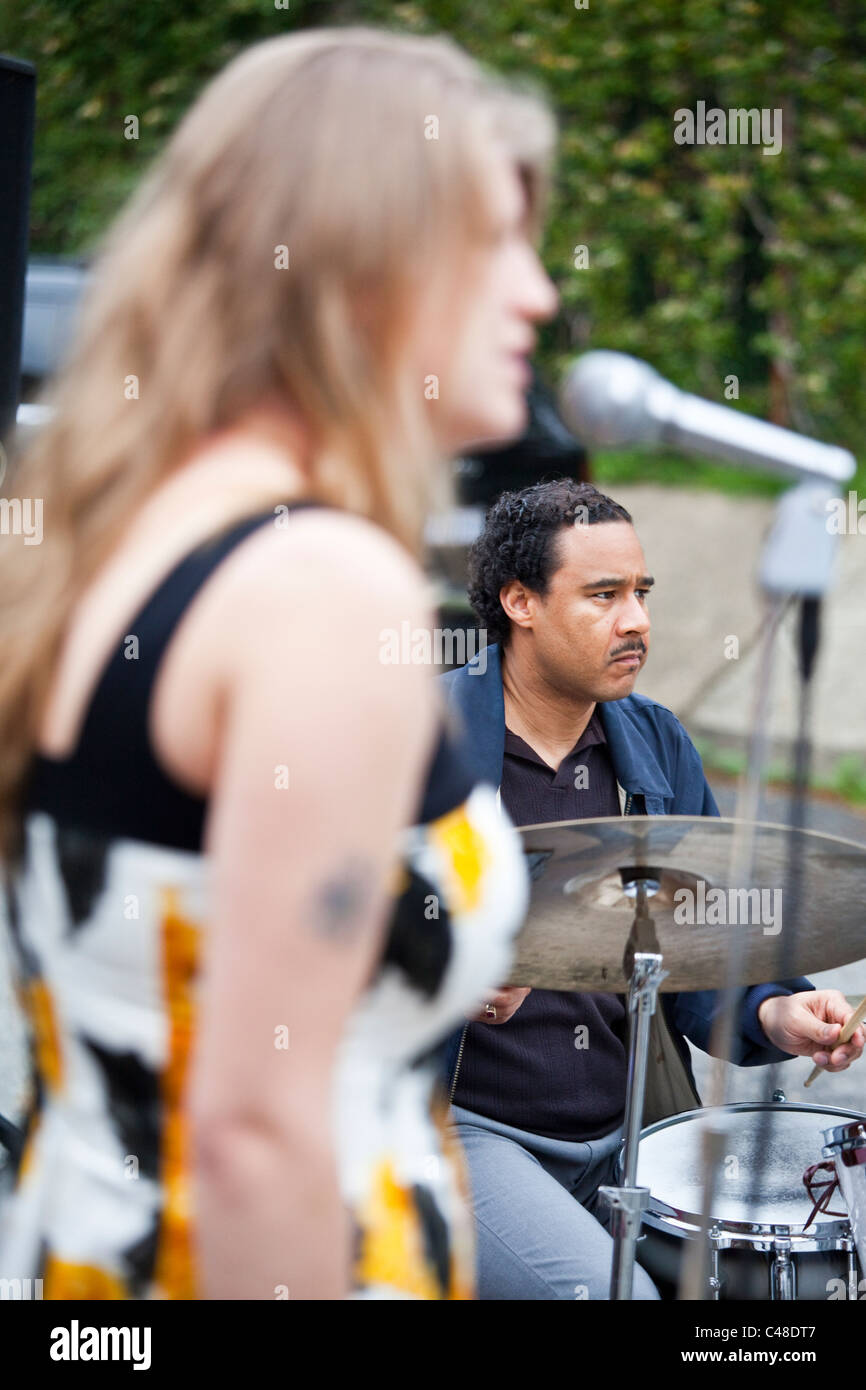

638,1099,866,1142
641,1196,854,1250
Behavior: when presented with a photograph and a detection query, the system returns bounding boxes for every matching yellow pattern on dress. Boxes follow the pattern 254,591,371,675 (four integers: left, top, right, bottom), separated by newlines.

153,886,200,1300
355,1159,443,1299
43,1253,127,1300
16,1120,39,1182
24,978,63,1093
14,977,58,1185
428,806,488,915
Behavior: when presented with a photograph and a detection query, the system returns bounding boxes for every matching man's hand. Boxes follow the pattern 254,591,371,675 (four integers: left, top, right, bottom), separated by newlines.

472,987,531,1025
757,989,865,1071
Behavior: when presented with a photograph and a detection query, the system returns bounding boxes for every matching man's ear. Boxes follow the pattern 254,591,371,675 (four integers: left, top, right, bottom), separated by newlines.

500,578,534,632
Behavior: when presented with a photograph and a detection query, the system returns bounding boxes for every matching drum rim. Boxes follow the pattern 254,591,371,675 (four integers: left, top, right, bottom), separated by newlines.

641,1197,854,1249
630,1100,866,1244
639,1100,866,1142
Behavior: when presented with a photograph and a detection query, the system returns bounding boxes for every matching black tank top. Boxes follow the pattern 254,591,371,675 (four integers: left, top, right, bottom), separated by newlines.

23,502,329,851
23,500,472,852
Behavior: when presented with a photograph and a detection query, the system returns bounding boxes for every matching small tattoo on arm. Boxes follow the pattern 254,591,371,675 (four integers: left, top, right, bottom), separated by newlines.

308,859,376,941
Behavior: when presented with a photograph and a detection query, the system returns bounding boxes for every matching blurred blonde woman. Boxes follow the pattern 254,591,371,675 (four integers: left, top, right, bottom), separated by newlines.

0,26,558,1298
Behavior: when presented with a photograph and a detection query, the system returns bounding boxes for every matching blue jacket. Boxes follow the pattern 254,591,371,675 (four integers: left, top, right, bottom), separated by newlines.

438,642,812,1101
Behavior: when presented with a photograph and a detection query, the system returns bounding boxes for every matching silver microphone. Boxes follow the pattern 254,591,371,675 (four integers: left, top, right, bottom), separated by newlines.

559,350,855,485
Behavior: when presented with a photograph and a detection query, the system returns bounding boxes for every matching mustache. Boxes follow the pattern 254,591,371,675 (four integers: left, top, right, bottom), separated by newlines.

610,643,646,658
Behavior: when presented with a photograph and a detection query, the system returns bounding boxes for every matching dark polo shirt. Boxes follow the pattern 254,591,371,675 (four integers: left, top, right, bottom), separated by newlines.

451,707,629,1140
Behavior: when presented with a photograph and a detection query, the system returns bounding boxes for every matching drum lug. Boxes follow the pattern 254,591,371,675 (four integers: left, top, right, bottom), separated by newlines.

847,1247,860,1302
770,1238,797,1301
708,1225,724,1300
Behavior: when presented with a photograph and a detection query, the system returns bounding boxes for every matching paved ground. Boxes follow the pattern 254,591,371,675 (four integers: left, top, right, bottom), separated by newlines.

611,483,866,778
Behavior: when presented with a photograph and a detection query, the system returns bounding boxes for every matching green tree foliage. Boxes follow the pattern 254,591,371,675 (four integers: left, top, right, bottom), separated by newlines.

0,0,339,251
2,0,863,478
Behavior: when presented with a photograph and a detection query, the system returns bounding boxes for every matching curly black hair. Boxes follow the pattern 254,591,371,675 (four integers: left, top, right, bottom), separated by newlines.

467,479,633,647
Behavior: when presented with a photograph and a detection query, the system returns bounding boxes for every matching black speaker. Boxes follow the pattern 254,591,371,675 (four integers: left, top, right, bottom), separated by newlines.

0,55,36,443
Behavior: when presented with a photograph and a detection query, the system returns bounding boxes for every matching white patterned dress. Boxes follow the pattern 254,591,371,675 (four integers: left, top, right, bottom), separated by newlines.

0,507,527,1299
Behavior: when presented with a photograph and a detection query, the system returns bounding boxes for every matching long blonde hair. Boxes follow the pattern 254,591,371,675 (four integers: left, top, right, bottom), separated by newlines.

0,25,556,862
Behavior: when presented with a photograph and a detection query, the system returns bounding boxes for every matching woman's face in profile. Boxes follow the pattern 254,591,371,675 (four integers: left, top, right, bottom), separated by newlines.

419,143,559,456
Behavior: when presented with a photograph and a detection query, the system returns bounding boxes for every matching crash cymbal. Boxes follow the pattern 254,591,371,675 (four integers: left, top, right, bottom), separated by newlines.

505,816,866,993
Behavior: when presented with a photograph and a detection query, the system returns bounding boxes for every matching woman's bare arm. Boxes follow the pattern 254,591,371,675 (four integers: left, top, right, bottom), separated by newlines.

187,512,439,1299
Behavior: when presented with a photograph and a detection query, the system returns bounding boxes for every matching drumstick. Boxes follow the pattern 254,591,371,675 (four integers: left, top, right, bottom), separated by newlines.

804,994,866,1087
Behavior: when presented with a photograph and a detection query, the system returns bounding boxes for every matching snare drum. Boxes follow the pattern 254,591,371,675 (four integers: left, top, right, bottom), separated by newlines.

631,1102,866,1301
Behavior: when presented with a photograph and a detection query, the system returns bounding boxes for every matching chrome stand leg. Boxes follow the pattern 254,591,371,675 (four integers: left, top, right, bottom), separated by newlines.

599,949,668,1301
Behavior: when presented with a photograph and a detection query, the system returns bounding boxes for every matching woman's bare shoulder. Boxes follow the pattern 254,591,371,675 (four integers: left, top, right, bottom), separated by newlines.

216,505,432,619
152,503,438,792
